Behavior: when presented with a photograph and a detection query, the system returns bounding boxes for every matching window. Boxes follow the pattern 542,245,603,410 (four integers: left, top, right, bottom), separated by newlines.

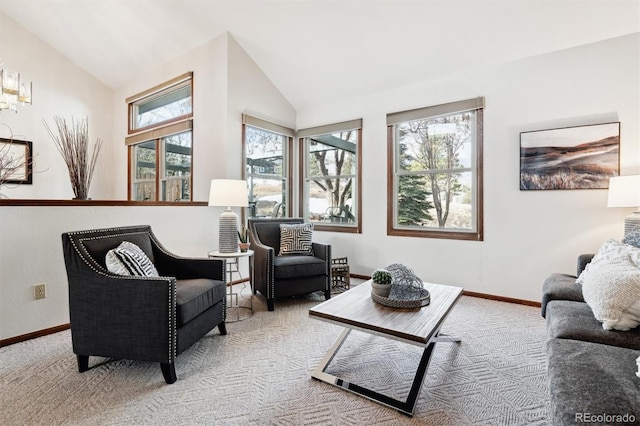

126,73,193,201
299,119,362,233
387,98,484,240
243,114,292,218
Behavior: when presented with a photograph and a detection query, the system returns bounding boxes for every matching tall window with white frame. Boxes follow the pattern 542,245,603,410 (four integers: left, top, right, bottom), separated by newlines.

242,114,292,218
126,72,193,201
387,98,484,241
299,119,362,233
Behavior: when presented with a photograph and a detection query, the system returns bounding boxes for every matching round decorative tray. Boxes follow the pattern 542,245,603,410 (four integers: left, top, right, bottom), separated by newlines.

371,288,430,309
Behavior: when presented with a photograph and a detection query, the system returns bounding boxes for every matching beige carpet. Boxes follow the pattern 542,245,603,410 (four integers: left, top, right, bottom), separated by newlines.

0,288,550,425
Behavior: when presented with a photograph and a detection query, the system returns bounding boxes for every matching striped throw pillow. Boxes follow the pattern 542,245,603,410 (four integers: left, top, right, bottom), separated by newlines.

279,223,314,256
105,241,159,277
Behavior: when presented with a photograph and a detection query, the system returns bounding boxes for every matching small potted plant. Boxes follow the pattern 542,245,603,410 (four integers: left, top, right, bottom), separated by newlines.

238,225,250,252
371,268,392,297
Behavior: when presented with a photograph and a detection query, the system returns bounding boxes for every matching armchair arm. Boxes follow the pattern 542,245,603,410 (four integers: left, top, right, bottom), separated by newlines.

66,267,176,364
312,242,332,276
152,250,225,282
251,239,275,296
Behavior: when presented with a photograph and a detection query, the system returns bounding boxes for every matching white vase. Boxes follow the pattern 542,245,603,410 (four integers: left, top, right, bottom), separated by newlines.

371,281,392,298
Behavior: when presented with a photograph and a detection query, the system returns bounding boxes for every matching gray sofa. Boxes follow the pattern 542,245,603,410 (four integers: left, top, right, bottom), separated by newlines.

541,255,640,425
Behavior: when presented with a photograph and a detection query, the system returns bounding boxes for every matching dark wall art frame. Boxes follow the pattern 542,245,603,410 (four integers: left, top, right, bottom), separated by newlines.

519,122,620,190
0,138,33,184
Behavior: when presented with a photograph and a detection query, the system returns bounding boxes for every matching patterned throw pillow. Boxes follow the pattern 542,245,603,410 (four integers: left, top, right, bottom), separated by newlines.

279,223,314,256
105,241,159,277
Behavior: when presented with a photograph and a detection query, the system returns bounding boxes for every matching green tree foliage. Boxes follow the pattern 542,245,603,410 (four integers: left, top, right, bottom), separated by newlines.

397,142,433,225
407,113,470,227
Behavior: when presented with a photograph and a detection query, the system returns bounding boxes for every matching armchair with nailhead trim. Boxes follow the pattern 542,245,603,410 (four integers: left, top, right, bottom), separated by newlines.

61,225,227,384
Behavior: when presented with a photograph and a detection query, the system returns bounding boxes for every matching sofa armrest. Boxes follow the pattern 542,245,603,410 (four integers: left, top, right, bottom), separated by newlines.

577,253,595,276
541,273,584,318
67,268,176,364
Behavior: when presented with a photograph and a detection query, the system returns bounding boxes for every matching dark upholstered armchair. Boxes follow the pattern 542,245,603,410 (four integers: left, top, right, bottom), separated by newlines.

61,225,227,384
248,218,331,311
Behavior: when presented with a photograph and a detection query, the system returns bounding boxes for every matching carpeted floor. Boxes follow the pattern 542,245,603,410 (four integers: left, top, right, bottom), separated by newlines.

0,286,550,425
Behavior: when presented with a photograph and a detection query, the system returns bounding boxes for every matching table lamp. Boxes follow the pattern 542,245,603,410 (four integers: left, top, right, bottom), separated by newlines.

607,175,640,235
208,179,248,253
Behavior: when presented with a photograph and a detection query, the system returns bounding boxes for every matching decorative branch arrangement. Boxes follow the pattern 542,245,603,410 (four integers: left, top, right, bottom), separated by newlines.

43,116,103,199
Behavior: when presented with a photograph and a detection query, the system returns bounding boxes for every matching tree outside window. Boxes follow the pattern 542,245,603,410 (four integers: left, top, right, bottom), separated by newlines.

388,98,483,240
243,117,291,218
300,120,362,233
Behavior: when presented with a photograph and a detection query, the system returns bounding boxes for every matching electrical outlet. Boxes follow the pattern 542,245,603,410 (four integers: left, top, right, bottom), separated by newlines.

34,283,46,300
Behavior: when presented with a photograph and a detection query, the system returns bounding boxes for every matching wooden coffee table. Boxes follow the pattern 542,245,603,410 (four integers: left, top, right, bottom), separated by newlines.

309,280,463,416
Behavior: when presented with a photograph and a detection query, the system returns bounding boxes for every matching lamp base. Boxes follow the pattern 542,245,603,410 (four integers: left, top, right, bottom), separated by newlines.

624,211,640,236
219,209,238,253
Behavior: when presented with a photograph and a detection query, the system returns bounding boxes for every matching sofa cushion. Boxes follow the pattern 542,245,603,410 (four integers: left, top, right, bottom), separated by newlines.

176,278,225,325
106,241,159,277
577,239,640,330
546,338,640,425
279,223,314,256
546,300,640,350
541,273,584,318
274,255,326,279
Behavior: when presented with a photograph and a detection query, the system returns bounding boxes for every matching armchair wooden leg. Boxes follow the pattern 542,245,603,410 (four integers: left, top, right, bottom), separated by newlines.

218,322,227,335
77,355,89,373
267,299,275,311
324,289,331,300
161,362,177,384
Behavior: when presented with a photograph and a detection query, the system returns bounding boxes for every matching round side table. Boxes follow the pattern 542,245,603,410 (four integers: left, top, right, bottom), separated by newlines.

208,250,254,322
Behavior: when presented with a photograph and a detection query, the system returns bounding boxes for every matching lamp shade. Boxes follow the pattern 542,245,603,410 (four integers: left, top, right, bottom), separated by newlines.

607,175,640,208
208,179,248,207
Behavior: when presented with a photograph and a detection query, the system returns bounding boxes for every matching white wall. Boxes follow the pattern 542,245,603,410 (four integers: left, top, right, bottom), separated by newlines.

0,12,114,200
297,33,640,302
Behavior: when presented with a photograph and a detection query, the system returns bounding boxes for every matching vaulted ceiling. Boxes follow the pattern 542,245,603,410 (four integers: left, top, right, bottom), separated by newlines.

1,0,638,110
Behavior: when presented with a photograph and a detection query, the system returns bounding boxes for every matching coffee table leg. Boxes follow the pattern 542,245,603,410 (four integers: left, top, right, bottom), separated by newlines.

312,328,449,416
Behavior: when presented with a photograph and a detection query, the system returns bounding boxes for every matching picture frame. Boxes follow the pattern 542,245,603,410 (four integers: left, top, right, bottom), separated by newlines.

0,137,33,184
520,122,620,190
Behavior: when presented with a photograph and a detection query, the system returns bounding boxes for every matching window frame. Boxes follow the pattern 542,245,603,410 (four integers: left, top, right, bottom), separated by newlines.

387,98,484,241
126,73,194,202
299,119,362,234
242,114,293,219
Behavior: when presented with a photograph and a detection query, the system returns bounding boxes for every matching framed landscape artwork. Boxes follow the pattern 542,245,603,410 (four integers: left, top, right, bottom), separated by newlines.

0,138,33,184
519,122,620,190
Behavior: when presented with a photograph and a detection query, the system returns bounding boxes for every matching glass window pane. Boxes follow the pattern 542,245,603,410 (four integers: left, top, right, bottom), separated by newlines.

135,141,156,180
134,82,192,129
248,177,286,218
397,171,473,230
308,132,357,177
133,182,156,201
397,112,474,172
307,177,355,224
164,132,192,178
245,127,285,178
245,124,288,218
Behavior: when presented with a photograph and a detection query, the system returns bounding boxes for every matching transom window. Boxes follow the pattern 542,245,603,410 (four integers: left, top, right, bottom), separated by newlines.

299,119,362,233
387,98,484,240
126,73,193,201
243,114,292,218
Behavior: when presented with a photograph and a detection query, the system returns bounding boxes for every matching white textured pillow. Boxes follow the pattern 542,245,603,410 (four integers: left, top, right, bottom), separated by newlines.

105,241,159,277
577,239,640,330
